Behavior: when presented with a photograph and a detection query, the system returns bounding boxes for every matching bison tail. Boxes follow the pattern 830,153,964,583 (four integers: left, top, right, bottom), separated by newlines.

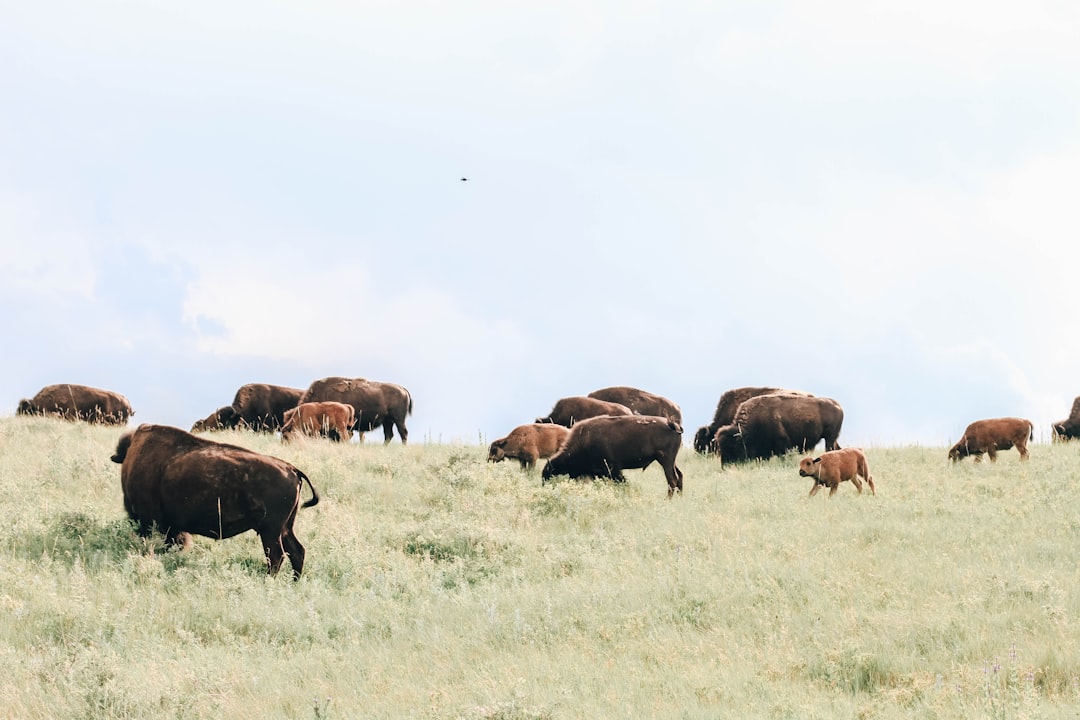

111,430,135,464
298,469,320,508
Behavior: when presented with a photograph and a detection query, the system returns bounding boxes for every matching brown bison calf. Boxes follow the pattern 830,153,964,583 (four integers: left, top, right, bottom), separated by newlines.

488,423,571,470
281,401,356,442
948,417,1033,463
799,448,875,498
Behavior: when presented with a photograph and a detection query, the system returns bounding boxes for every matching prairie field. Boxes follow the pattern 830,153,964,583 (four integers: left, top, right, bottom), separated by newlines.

1,416,1080,719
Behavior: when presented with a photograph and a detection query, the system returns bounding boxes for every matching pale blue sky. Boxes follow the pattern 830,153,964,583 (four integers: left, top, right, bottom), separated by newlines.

3,1,1078,446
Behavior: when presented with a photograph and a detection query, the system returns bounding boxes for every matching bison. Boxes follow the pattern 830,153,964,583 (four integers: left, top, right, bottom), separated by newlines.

541,415,684,497
110,424,319,578
488,423,571,470
281,401,356,443
535,396,633,427
948,417,1033,463
191,406,238,433
587,386,682,424
299,377,413,444
712,393,843,465
17,383,133,425
229,383,304,432
799,448,875,498
1052,396,1080,441
693,386,811,453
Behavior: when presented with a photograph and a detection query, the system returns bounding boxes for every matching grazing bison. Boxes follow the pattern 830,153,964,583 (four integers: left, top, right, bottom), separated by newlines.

488,423,571,470
110,424,319,579
799,448,875,498
535,396,633,427
17,384,133,425
299,377,413,444
230,383,304,432
1052,396,1080,441
191,406,238,433
281,401,356,443
541,415,684,497
948,417,1033,463
712,393,843,465
588,386,682,424
693,386,811,453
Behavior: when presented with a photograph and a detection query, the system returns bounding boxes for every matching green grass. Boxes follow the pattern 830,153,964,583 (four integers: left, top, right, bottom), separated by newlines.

2,416,1080,718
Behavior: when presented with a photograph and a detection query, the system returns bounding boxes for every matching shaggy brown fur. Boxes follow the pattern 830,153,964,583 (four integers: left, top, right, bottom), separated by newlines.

299,377,412,444
587,386,682,424
17,384,134,425
281,401,356,443
542,415,684,498
111,424,319,579
799,448,875,498
488,423,571,470
948,417,1033,463
693,387,810,453
191,406,237,432
230,383,304,432
535,396,633,427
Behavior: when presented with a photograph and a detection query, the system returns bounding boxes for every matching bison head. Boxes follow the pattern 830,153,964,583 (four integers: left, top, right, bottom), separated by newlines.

798,456,821,478
947,442,968,462
487,440,507,463
692,426,713,454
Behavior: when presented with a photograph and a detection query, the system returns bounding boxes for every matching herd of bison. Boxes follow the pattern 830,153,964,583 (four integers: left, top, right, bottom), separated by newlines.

11,379,1070,578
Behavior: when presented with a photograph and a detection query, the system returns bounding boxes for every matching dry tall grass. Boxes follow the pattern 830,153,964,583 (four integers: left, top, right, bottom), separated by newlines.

1,416,1079,719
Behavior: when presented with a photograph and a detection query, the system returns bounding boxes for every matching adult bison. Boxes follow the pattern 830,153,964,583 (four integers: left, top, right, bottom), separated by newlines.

488,423,571,470
1052,396,1080,441
229,383,304,432
281,401,356,443
535,396,633,427
299,377,413,444
17,384,133,425
712,393,843,465
110,424,319,579
587,386,682,424
191,406,238,433
948,417,1033,463
693,386,811,453
541,415,684,497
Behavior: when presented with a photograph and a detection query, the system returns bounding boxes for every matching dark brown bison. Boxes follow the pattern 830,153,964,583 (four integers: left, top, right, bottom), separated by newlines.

229,383,304,432
799,448,875,498
488,423,571,470
535,396,633,427
948,417,1033,463
191,406,238,433
17,384,134,425
1052,396,1080,441
541,415,684,497
110,424,319,578
281,401,356,443
693,386,811,453
712,393,843,464
299,377,413,444
587,386,682,424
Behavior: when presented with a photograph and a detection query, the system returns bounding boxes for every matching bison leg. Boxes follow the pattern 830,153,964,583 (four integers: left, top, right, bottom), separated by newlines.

1017,442,1030,460
850,476,864,494
828,481,840,497
663,460,683,498
809,482,823,498
281,528,306,580
381,419,395,445
987,447,997,462
392,416,408,445
865,475,876,495
261,532,287,576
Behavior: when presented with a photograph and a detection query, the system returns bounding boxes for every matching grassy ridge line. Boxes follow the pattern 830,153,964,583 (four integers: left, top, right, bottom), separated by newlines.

1,416,1079,719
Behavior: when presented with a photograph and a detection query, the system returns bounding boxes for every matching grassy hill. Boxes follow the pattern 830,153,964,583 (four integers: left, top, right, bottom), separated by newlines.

1,416,1079,719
